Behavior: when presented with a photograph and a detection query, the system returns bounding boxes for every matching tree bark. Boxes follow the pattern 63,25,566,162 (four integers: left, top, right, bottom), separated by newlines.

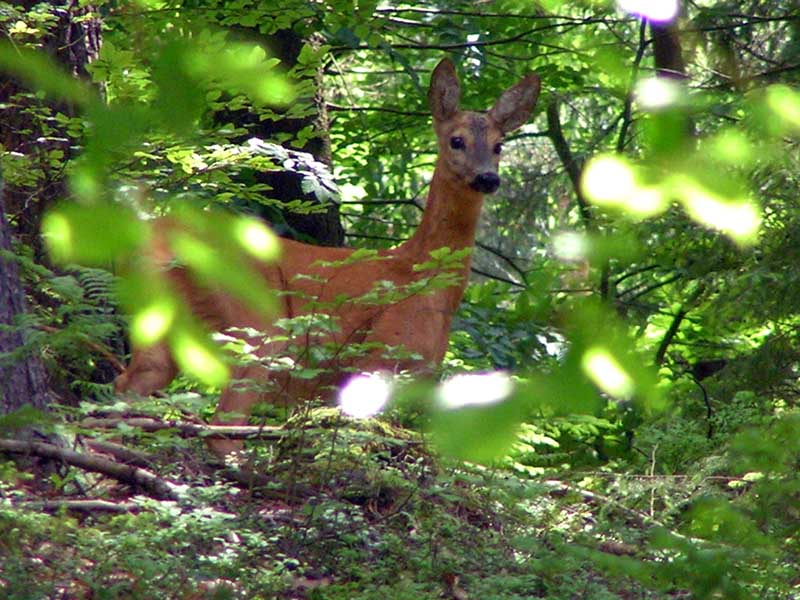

220,27,345,246
0,1,101,258
0,188,51,414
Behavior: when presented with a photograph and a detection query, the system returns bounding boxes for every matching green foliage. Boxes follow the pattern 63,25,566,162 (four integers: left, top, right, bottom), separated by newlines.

3,0,800,598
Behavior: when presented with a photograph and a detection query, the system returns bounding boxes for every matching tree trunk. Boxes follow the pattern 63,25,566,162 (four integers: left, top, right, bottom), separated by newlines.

0,188,51,414
0,2,101,414
220,27,345,247
0,1,101,258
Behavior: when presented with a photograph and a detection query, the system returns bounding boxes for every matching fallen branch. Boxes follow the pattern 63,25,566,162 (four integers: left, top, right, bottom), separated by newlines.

80,417,285,439
0,438,182,501
83,438,154,468
18,499,137,513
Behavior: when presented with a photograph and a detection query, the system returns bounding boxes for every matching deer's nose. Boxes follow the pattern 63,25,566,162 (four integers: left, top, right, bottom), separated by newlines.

470,172,501,194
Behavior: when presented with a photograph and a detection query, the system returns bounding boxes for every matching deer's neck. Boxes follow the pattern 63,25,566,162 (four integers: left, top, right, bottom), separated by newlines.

401,162,485,261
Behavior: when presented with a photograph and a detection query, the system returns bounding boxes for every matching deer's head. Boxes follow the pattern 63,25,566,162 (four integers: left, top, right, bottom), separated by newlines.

428,59,540,194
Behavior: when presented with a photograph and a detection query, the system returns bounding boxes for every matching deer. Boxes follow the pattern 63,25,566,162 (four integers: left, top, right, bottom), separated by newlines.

114,58,541,455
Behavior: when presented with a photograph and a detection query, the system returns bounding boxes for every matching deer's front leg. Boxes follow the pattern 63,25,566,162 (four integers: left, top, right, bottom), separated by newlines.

207,364,271,456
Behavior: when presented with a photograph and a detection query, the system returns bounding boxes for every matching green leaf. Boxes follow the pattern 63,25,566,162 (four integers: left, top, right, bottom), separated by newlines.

42,203,147,265
0,43,91,105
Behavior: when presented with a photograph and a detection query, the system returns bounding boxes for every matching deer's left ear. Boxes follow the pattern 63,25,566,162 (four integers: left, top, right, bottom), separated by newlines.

488,73,541,134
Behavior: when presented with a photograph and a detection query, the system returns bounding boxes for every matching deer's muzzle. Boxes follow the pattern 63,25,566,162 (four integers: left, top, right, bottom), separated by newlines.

470,172,501,194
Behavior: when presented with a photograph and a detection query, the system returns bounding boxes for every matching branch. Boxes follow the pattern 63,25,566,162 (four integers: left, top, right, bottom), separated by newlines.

618,273,682,303
326,103,428,117
546,100,592,227
654,284,705,367
82,438,154,467
18,499,137,513
0,438,182,500
475,240,529,283
80,417,284,439
617,19,649,153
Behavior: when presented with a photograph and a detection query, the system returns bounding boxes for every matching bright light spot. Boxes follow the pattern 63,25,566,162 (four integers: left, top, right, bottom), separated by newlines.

41,213,72,261
582,154,636,204
438,371,514,410
235,218,280,261
617,0,679,22
709,130,753,164
338,372,393,418
581,347,635,400
630,186,667,217
172,333,230,387
131,300,175,345
635,77,682,110
340,183,367,203
582,155,667,218
553,231,589,261
675,178,761,244
766,84,800,130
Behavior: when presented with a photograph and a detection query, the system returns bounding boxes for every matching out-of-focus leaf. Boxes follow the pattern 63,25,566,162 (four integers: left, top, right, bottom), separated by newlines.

42,203,147,265
0,43,91,105
430,372,524,463
170,328,229,388
167,207,278,319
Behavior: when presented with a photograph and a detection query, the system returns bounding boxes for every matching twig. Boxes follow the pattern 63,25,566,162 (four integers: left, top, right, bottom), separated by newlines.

616,19,649,153
0,438,182,500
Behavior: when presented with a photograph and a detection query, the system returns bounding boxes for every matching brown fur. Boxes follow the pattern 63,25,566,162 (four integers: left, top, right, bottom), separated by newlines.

115,59,540,454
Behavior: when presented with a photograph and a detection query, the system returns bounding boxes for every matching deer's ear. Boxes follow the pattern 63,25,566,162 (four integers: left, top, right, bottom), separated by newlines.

428,59,461,122
488,73,541,133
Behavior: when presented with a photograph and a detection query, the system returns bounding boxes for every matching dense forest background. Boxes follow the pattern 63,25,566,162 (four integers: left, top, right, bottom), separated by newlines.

1,1,800,598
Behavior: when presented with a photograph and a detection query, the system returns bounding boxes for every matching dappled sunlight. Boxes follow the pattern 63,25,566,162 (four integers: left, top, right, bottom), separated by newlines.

131,300,175,346
582,153,762,243
338,372,393,418
673,177,761,245
553,231,590,261
438,371,514,410
635,76,682,110
765,84,800,131
581,346,635,400
171,332,230,387
41,212,71,261
617,0,679,23
234,218,280,261
581,154,667,218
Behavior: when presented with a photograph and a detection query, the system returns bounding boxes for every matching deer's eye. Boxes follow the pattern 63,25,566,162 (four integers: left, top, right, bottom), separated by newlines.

450,136,465,150
493,142,503,155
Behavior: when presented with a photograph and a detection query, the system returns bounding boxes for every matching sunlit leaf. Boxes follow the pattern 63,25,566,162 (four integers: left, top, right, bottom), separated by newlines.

706,129,754,164
170,330,229,387
233,217,281,262
765,84,800,132
635,77,683,110
672,176,761,245
582,154,667,218
0,43,91,105
430,372,523,463
42,203,147,265
131,297,177,346
581,346,635,400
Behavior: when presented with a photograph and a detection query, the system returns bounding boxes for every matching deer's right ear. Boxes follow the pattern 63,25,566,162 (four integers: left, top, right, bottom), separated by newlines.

488,73,541,134
428,59,461,122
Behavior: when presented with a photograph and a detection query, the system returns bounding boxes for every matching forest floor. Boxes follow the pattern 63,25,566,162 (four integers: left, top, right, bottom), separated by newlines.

0,401,795,599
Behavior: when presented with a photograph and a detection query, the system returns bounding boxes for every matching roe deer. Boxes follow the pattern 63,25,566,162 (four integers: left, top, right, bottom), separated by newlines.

114,59,541,454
